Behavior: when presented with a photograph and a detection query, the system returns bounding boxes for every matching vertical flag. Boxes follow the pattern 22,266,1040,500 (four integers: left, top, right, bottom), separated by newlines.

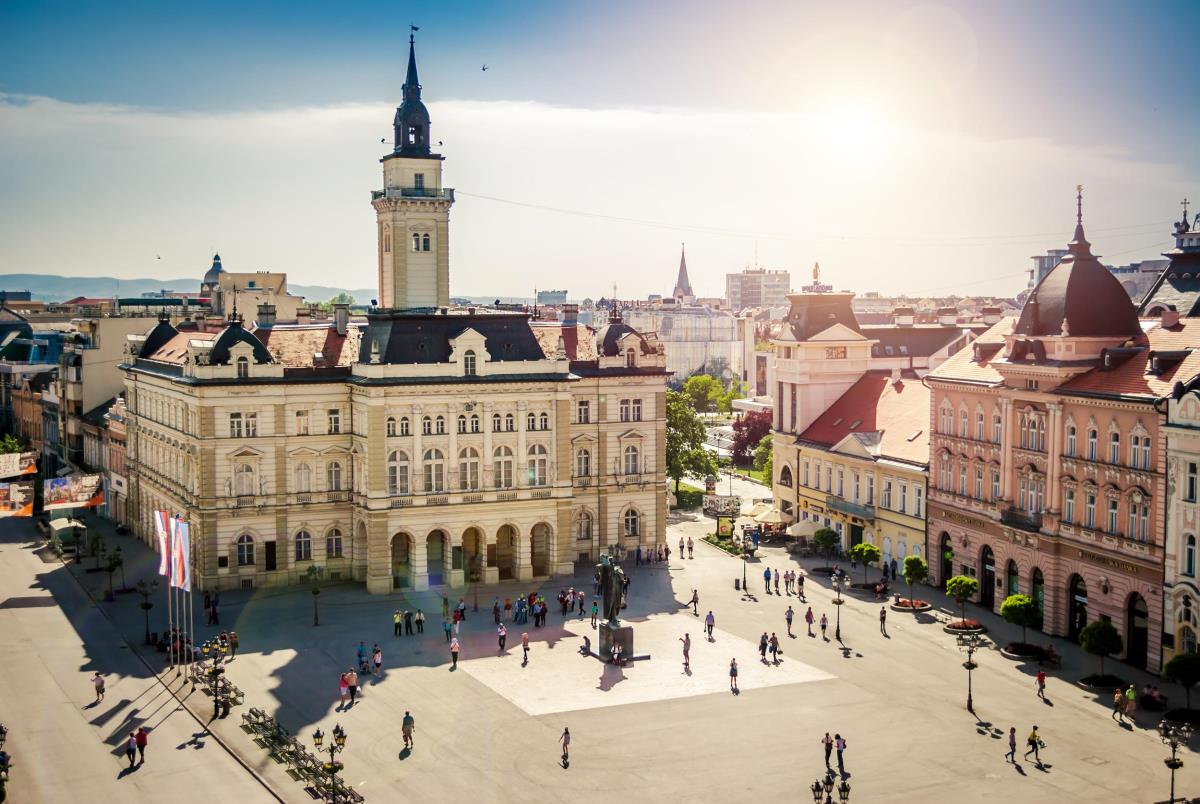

154,510,170,576
173,518,192,592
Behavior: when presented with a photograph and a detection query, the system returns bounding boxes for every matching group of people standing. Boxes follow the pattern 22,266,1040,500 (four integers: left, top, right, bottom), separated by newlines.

760,566,805,598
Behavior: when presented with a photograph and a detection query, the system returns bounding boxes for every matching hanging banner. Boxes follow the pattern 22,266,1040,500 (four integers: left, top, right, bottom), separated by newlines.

170,517,192,592
0,481,34,517
43,474,104,511
154,510,171,576
0,452,37,479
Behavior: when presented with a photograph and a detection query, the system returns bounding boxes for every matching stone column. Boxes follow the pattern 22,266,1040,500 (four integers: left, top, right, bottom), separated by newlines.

482,402,494,488
484,530,500,584
447,401,458,491
365,513,392,595
1047,403,1063,516
516,401,528,487
412,404,424,493
411,534,430,591
999,398,1014,501
447,530,465,588
515,526,533,582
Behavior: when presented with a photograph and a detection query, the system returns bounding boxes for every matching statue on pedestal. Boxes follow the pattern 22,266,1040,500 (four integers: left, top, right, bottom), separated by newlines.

596,554,626,626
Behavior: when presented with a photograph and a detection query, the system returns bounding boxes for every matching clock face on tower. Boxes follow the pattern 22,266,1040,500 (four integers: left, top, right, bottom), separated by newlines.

825,346,847,360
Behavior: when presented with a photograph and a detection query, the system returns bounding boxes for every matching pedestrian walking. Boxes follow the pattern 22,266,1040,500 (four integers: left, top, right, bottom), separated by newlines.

590,600,599,628
769,632,780,664
819,613,828,639
347,669,360,704
229,631,238,658
835,734,847,772
405,609,414,636
494,597,502,625
126,732,137,768
1035,669,1046,699
135,726,148,764
636,545,643,566
785,605,794,637
92,672,105,703
805,607,814,637
1125,684,1138,717
356,641,367,671
679,537,685,559
729,658,739,692
705,611,715,640
210,597,220,625
522,632,530,663
758,632,769,662
821,733,833,768
442,595,450,619
1005,726,1017,763
443,618,452,642
773,568,780,595
797,573,805,601
763,567,772,594
450,637,461,669
687,536,694,558
402,711,415,749
394,610,402,637
338,672,348,706
415,609,425,633
498,623,507,652
879,606,887,636
372,645,383,678
560,727,571,765
1023,726,1042,764
690,589,699,616
680,633,690,670
1112,688,1126,722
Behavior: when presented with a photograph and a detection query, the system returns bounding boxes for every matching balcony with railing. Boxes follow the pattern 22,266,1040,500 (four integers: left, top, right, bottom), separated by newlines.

1001,506,1042,533
371,186,455,202
826,495,875,521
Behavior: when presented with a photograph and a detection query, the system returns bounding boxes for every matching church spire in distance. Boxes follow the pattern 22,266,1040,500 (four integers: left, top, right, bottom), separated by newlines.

673,243,694,301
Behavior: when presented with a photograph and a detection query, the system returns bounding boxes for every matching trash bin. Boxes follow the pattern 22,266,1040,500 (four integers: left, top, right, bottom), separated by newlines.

735,578,741,591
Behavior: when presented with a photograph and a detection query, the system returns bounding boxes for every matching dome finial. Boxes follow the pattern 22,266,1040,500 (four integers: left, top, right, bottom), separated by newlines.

1076,184,1083,227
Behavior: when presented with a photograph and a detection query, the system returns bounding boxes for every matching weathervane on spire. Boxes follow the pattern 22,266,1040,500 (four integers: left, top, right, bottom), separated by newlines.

1076,184,1084,225
1184,197,1191,222
410,24,419,44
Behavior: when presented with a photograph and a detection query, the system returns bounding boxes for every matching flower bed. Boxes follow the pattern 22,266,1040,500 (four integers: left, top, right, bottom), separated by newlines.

1077,673,1127,691
943,619,987,634
810,566,837,576
1000,642,1044,660
1163,708,1200,727
890,598,931,612
702,536,742,557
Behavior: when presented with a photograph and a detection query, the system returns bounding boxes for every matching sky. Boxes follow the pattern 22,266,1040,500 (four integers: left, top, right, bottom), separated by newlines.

1,0,1198,301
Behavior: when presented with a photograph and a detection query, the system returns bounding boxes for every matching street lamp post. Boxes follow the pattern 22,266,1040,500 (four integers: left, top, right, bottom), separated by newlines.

136,579,158,646
957,634,982,713
312,724,347,800
811,774,851,803
1159,720,1193,804
832,575,844,642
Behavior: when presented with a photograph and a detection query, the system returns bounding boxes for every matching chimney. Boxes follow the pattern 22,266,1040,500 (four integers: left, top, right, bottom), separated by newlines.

938,307,958,326
1162,307,1181,329
333,303,350,336
981,306,1002,325
892,306,915,326
890,367,902,384
296,307,310,325
256,303,276,328
561,303,579,326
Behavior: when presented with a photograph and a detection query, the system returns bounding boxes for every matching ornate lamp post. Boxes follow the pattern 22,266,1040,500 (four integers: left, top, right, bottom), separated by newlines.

1159,720,1193,804
313,723,347,797
957,633,983,713
306,565,323,627
832,575,844,642
811,774,850,803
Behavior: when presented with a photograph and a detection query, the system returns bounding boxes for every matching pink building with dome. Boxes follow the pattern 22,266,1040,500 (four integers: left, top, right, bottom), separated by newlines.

924,194,1199,673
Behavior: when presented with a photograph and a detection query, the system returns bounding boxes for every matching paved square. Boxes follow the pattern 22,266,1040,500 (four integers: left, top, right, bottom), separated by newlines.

459,615,835,715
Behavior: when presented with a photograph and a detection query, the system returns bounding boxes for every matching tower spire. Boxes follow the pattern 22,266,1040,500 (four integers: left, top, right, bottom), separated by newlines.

393,26,432,156
673,242,694,302
1071,184,1090,249
404,26,421,102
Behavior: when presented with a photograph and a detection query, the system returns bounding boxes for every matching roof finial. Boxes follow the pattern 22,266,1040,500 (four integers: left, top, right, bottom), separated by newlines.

1184,197,1191,223
1076,184,1083,226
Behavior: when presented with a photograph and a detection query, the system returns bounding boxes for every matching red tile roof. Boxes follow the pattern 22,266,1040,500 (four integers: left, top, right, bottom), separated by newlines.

143,332,216,365
926,318,1014,386
254,324,360,368
530,322,598,361
1059,319,1200,399
798,370,930,465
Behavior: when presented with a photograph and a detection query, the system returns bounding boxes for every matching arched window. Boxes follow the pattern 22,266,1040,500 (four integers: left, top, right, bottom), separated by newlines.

412,233,420,252
575,510,593,540
423,448,445,492
326,528,343,558
493,446,514,488
464,350,476,376
623,507,641,537
295,530,312,561
779,465,793,487
1087,428,1098,461
975,410,985,441
624,444,640,475
459,447,480,491
576,448,591,477
1109,431,1121,464
992,410,1002,443
387,450,409,495
626,348,636,368
940,404,953,435
1006,560,1019,596
505,413,514,432
527,412,537,431
386,417,396,437
1066,425,1077,457
422,233,431,252
539,412,549,431
527,444,549,486
457,415,467,434
234,463,255,496
236,534,255,566
435,415,445,434
236,356,249,378
383,227,391,253
470,414,480,433
327,461,343,491
1187,535,1196,577
1185,627,1198,655
959,409,968,438
399,416,410,436
294,463,312,493
422,416,432,435
492,413,502,432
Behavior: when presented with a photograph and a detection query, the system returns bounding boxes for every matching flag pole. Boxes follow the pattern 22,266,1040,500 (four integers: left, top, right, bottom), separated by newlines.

188,533,195,689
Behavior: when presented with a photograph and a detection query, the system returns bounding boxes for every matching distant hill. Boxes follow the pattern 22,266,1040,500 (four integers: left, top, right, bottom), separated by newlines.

0,274,374,304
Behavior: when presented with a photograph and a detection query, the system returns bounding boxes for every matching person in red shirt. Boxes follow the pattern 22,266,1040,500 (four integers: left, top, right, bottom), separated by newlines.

1035,669,1047,700
135,727,148,764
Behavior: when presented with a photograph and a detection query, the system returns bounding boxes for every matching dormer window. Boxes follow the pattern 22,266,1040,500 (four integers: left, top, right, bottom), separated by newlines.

626,348,636,368
464,350,477,376
236,356,248,378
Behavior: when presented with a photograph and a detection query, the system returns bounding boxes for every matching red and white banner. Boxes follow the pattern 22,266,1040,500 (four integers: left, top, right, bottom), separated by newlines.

0,452,37,479
153,510,171,576
169,517,191,592
0,481,34,517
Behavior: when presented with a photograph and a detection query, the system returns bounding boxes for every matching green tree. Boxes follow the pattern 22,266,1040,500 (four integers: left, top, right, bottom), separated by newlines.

1164,653,1200,709
945,575,979,623
903,555,929,611
752,434,773,483
849,542,881,585
1079,620,1123,678
812,527,841,567
104,548,123,602
717,381,744,415
328,292,355,306
999,594,1039,644
0,433,21,453
666,390,716,494
682,375,723,417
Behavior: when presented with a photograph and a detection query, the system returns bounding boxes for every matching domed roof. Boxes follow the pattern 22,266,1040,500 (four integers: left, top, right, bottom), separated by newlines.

209,316,272,366
202,253,224,286
597,321,638,357
1014,217,1140,340
138,316,179,358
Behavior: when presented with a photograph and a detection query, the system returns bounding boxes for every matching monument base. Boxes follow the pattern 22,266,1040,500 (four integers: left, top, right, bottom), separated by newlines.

598,622,634,662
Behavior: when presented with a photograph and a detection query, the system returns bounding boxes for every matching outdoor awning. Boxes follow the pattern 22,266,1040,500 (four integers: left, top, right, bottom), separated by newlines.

48,518,86,531
754,507,791,525
744,501,771,518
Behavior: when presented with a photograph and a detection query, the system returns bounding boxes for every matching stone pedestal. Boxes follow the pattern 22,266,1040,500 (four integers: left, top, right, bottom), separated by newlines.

598,622,634,662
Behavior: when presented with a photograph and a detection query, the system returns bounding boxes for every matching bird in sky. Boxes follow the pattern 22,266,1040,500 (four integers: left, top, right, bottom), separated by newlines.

481,64,488,72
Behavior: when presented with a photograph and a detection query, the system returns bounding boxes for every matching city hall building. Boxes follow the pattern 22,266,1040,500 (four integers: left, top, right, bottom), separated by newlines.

121,35,669,594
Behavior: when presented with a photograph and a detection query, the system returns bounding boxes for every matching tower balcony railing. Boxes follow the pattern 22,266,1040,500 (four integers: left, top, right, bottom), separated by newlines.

372,187,455,202
1001,505,1042,533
